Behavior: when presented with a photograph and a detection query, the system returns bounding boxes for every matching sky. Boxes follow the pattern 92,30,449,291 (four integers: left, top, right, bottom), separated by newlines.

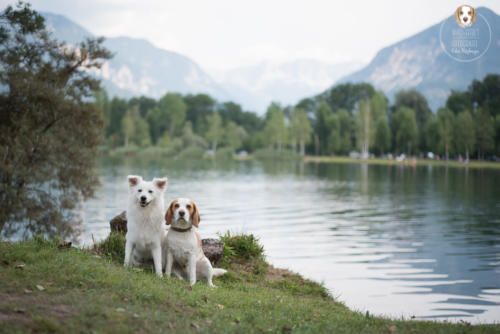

2,0,500,74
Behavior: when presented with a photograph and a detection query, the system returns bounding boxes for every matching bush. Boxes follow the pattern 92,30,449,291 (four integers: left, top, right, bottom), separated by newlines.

218,231,265,261
96,231,126,263
140,146,176,157
253,148,302,161
177,146,205,159
215,147,234,160
111,145,139,156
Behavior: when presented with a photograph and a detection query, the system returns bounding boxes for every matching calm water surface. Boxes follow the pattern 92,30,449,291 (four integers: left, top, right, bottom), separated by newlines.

82,157,500,324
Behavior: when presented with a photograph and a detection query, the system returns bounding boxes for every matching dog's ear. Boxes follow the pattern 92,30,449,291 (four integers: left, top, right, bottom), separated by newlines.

165,200,176,225
471,7,477,24
191,201,200,228
128,175,142,187
153,177,168,191
454,7,461,25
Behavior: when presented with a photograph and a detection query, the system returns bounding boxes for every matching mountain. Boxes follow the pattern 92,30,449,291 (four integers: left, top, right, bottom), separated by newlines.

214,59,363,112
335,7,500,111
42,13,230,101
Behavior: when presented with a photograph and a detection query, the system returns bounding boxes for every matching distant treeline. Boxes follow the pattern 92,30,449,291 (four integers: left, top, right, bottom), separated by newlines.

95,74,500,160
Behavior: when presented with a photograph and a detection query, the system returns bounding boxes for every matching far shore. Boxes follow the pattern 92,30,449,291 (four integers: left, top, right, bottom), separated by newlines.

100,146,500,170
303,155,500,169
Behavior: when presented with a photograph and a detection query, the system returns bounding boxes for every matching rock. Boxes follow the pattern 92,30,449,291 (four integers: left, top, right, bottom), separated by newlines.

109,212,225,264
202,238,224,265
110,211,127,233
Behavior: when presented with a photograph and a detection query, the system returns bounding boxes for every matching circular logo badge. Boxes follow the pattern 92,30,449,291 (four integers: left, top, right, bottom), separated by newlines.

440,6,491,62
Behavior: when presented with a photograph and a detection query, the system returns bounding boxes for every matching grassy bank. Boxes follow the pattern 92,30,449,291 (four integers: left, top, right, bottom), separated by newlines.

1,235,498,333
305,155,500,170
101,145,500,170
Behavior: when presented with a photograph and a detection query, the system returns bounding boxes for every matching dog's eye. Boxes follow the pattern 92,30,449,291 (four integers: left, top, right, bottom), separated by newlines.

148,190,153,194
186,204,192,209
138,189,142,192
174,203,180,208
460,11,463,15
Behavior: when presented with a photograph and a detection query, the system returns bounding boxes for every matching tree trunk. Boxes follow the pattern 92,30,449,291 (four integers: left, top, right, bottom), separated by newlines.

0,217,6,234
314,134,319,156
466,149,469,161
300,140,305,156
212,140,217,153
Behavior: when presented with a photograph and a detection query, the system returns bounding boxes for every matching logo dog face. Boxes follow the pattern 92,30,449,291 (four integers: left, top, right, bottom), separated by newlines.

165,198,200,229
128,175,167,208
455,5,476,27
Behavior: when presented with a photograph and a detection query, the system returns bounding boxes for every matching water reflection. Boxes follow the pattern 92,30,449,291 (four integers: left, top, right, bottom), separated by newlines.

82,157,500,323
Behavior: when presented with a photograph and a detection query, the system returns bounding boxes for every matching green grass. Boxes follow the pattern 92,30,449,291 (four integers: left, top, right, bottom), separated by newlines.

253,148,303,161
305,155,500,169
0,235,498,333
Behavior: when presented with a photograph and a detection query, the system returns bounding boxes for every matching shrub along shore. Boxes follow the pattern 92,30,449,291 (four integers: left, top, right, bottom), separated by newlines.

101,145,500,170
0,234,498,333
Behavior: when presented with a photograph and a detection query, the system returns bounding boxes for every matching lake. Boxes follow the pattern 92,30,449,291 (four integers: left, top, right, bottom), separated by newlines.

82,156,500,324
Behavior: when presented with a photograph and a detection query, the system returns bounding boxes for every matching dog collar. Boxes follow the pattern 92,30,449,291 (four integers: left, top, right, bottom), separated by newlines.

170,226,192,232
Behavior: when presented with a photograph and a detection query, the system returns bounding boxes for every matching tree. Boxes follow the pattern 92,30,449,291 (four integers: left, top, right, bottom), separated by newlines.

223,121,244,152
496,115,500,156
436,108,455,160
370,91,387,122
0,3,111,236
205,112,223,152
455,111,475,160
326,114,340,154
129,96,157,118
264,103,287,151
424,117,440,154
183,94,215,134
374,117,391,155
469,74,500,117
475,108,495,159
393,90,431,152
146,93,186,144
355,99,372,157
107,97,128,145
121,111,135,147
393,107,418,155
323,83,375,113
338,109,353,155
94,90,110,130
446,91,473,115
290,108,312,155
314,101,333,155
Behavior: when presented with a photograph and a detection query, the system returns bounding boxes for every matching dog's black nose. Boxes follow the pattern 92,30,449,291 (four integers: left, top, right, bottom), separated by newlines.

179,210,185,217
140,196,147,202
464,17,468,22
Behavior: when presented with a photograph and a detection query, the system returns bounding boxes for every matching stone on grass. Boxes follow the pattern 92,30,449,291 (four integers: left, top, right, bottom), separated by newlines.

110,211,127,233
108,212,224,263
202,238,224,265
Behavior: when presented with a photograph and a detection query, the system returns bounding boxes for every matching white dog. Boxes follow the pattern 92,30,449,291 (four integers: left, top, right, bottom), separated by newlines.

124,175,167,277
164,198,226,287
455,5,476,27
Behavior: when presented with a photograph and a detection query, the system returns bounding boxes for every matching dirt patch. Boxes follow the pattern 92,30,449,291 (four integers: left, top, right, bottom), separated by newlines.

265,265,295,282
0,292,74,326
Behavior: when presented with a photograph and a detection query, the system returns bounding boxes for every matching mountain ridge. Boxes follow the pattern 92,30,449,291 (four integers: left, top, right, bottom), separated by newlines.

42,12,231,102
334,7,500,110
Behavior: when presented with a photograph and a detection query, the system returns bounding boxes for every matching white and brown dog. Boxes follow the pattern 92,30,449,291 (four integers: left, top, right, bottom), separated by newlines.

164,198,226,287
124,175,167,277
455,5,477,27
